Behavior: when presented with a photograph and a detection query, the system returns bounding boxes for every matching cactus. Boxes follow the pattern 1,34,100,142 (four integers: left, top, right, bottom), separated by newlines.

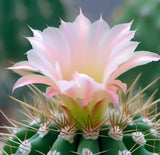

1,10,160,155
112,0,160,96
1,78,160,155
0,0,66,60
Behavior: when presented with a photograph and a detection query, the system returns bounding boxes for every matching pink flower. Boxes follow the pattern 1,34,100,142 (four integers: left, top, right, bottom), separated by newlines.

10,10,160,107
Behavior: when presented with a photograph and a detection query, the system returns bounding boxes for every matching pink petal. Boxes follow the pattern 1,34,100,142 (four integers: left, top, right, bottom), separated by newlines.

42,27,71,79
81,97,93,107
29,27,43,40
110,51,160,80
27,37,57,63
46,80,78,99
99,21,135,58
59,10,91,74
87,15,110,48
74,9,91,38
28,28,71,80
103,41,139,83
60,9,91,46
64,73,104,105
56,80,79,100
54,62,63,80
11,70,33,76
46,87,60,100
109,80,127,94
80,16,110,82
8,61,38,71
96,21,137,83
48,72,104,105
13,74,58,92
106,88,119,107
27,49,62,80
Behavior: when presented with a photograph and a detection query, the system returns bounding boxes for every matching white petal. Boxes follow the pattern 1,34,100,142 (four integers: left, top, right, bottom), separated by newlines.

29,27,43,40
27,37,57,64
59,11,91,75
27,50,62,80
103,41,139,83
42,27,71,79
96,21,136,82
110,51,160,80
87,16,110,48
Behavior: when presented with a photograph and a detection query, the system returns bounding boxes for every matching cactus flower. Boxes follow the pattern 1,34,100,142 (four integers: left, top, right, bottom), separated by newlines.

10,10,160,109
3,10,160,155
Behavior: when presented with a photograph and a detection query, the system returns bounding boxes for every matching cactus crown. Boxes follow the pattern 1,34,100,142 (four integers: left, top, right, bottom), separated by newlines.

1,76,160,155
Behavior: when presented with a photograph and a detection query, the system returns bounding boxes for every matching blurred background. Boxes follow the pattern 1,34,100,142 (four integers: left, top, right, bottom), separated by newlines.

0,0,160,138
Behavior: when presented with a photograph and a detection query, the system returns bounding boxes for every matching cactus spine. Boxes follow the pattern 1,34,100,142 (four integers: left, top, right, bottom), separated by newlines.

1,78,160,155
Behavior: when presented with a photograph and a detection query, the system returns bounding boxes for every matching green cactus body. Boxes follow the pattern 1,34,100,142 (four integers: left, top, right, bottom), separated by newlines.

77,137,100,154
50,135,78,154
14,124,58,155
1,84,160,155
145,134,160,153
0,0,66,60
2,118,160,155
3,124,39,154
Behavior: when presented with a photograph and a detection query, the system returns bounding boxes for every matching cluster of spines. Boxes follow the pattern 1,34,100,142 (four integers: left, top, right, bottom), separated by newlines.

1,115,160,154
0,78,160,155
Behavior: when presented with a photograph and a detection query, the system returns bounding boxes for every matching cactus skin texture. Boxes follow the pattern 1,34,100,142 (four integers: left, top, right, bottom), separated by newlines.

112,0,160,95
1,78,160,155
0,0,65,60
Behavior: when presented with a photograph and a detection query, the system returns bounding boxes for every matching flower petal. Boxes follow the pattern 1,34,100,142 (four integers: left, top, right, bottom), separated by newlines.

8,61,38,71
103,41,139,83
81,16,110,82
11,70,33,76
106,88,119,107
69,73,104,102
87,16,110,48
10,11,160,109
27,50,62,80
29,27,43,40
28,26,71,80
27,37,56,63
59,10,91,76
95,21,137,83
13,74,58,92
110,51,160,80
46,87,60,100
109,80,127,94
42,27,71,79
8,61,35,76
